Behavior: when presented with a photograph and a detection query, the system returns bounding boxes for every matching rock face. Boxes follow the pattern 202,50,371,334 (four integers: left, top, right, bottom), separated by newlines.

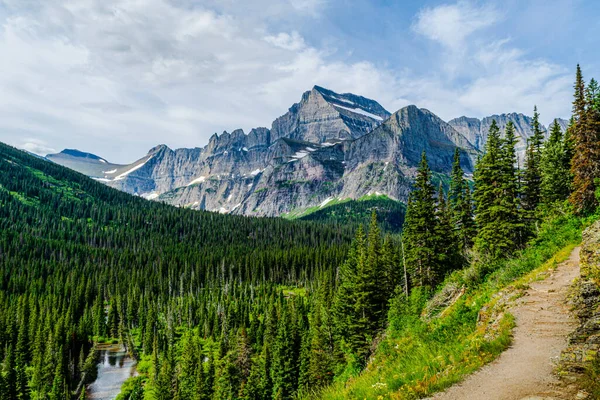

270,86,391,143
560,221,600,384
48,87,480,216
448,114,569,162
46,149,124,178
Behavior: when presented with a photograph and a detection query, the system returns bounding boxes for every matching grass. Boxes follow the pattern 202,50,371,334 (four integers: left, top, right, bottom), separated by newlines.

282,197,348,219
583,357,600,398
282,195,398,220
318,213,589,399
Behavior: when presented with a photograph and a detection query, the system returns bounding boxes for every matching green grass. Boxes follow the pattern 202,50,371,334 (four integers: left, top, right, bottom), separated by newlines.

284,195,406,233
318,212,591,399
282,197,348,219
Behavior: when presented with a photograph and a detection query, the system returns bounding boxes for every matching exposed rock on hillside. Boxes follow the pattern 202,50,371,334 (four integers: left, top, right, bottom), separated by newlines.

560,221,600,391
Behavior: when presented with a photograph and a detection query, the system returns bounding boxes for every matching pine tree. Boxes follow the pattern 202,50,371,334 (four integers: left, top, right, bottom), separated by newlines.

177,335,199,400
3,344,17,400
307,305,334,390
353,212,385,347
521,107,544,214
435,183,460,274
332,226,365,355
501,121,523,245
260,343,273,399
239,358,262,400
380,235,400,305
541,119,572,203
569,65,599,213
449,149,476,254
271,305,297,399
474,120,521,259
402,152,439,288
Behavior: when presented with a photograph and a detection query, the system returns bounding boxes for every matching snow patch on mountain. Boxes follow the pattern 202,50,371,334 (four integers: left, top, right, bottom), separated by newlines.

114,156,153,181
333,104,384,121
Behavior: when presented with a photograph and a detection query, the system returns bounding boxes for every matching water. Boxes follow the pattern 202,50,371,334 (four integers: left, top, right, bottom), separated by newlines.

86,344,137,400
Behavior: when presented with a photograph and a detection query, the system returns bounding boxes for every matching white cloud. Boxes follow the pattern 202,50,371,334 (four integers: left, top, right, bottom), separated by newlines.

0,0,381,162
264,32,306,51
412,1,499,50
406,1,572,122
289,0,327,16
0,0,575,163
20,138,56,156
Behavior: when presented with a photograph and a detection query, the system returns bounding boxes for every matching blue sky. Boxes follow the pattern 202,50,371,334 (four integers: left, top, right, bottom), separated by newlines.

0,0,598,162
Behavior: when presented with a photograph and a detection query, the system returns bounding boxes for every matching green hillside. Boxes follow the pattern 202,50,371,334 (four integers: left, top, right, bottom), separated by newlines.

0,142,357,399
296,195,406,233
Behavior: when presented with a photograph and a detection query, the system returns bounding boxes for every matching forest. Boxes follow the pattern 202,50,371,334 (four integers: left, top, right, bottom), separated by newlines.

0,64,599,399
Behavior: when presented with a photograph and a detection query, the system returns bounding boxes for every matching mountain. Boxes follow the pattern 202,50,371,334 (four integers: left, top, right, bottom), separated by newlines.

271,85,391,143
46,149,124,178
448,114,569,160
47,86,478,216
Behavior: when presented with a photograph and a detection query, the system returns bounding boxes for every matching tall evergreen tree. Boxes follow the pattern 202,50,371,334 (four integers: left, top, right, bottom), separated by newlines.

541,119,572,203
501,122,524,245
402,152,439,288
332,226,365,355
435,183,461,274
474,120,521,259
448,149,475,256
521,106,544,214
569,65,600,213
271,305,297,399
355,212,384,333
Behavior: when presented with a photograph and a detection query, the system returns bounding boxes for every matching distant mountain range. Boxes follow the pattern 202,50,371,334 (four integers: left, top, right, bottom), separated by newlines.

46,86,568,217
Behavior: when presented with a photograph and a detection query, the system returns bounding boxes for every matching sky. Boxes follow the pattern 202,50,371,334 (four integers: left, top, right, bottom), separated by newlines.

0,0,599,163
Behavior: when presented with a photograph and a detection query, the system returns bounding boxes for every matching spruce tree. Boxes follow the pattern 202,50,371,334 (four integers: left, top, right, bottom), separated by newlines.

402,152,439,288
474,120,520,259
521,107,544,214
354,212,384,337
271,305,297,399
501,122,523,245
435,183,460,275
3,344,17,400
569,65,599,213
332,226,365,355
449,149,475,254
541,119,571,203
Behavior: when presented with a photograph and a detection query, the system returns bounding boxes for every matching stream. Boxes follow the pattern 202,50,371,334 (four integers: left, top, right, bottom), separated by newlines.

86,344,137,400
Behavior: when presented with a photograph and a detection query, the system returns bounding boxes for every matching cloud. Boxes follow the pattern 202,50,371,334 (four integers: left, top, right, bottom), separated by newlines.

264,32,306,51
412,1,499,50
407,1,572,123
20,139,56,156
0,0,576,163
288,0,328,16
0,0,381,162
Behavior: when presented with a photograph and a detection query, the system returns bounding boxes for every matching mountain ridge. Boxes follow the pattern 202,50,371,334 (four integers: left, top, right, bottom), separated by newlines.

46,86,564,217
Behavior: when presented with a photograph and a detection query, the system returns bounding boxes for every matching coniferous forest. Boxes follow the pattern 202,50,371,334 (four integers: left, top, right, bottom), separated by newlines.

1,65,600,399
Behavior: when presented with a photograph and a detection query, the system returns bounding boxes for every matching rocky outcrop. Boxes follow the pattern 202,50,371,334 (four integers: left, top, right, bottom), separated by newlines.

448,114,569,161
46,149,124,178
270,86,390,144
48,87,480,217
560,221,600,388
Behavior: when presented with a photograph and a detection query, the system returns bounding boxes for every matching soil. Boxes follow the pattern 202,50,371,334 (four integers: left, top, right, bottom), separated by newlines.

430,247,586,400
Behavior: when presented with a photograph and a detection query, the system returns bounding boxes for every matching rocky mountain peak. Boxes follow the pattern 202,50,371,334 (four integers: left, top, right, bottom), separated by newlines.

448,113,569,161
148,144,171,156
48,86,483,218
270,86,390,144
58,149,108,162
312,85,391,120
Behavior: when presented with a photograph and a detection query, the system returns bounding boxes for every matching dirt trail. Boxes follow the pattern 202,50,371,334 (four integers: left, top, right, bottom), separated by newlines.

431,247,583,400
